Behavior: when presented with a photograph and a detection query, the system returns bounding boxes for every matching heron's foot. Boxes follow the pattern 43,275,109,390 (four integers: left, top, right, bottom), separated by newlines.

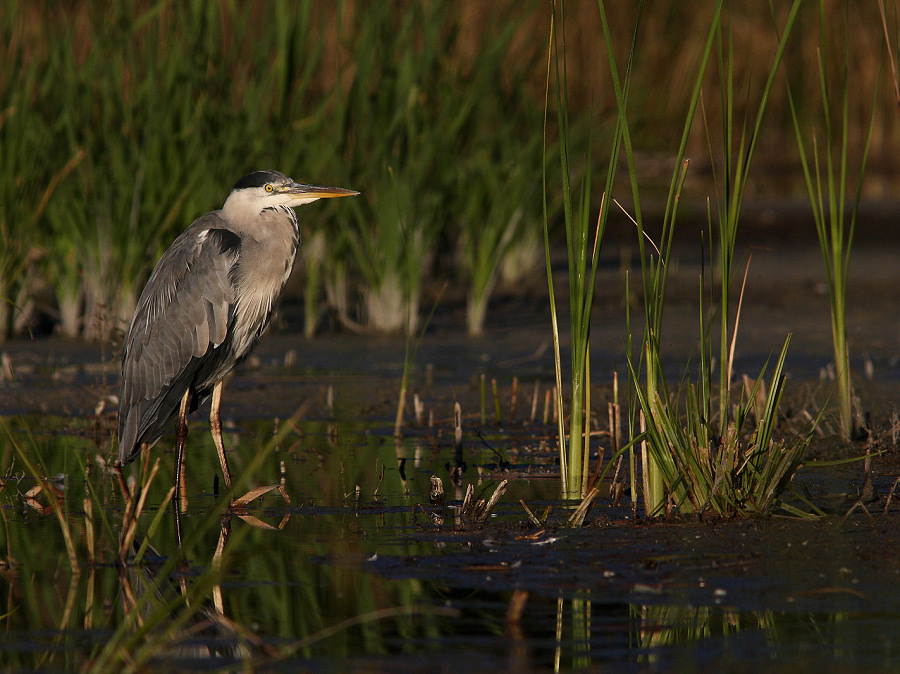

227,484,291,530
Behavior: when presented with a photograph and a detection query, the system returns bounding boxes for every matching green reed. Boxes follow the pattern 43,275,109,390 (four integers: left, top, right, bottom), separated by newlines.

1,1,894,344
4,2,310,340
544,0,624,498
316,2,546,335
787,1,878,438
452,36,546,337
613,0,817,515
0,6,58,341
595,0,713,513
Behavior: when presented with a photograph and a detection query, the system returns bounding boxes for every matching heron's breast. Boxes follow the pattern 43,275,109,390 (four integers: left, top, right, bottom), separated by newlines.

231,235,299,356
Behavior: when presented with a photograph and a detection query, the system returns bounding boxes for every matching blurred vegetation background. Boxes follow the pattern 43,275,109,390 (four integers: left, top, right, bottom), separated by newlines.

0,0,895,343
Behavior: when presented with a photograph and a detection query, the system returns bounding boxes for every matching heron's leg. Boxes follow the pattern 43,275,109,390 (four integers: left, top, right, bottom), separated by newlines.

210,380,233,490
173,389,190,548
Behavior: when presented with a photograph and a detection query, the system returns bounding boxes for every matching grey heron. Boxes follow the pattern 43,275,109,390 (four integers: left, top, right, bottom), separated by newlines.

117,170,357,539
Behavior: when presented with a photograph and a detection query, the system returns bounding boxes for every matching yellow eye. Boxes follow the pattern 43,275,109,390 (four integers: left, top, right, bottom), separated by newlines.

265,184,274,192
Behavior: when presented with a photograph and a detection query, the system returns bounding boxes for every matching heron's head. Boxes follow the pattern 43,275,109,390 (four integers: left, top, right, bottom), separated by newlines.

223,170,358,217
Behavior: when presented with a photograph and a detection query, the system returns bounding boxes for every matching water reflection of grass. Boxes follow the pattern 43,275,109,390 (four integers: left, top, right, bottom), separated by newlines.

0,414,482,669
0,406,564,667
1,401,897,669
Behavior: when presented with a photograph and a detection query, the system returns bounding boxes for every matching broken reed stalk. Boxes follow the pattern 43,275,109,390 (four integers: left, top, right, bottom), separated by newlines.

492,378,502,425
567,487,599,527
480,373,487,425
413,393,424,425
430,475,444,504
509,376,519,423
613,399,624,501
885,474,900,513
892,408,899,446
430,475,445,525
519,499,543,527
393,381,406,438
481,479,508,520
460,480,508,526
591,398,622,499
394,288,443,437
372,461,386,501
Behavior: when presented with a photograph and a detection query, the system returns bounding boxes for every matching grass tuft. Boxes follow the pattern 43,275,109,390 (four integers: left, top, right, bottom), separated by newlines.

787,0,879,438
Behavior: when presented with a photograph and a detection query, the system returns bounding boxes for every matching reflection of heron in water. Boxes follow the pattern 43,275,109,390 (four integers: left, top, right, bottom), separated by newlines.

113,452,290,664
119,520,255,662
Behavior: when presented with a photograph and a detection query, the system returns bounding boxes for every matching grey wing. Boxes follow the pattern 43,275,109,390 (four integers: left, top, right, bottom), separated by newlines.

118,215,241,464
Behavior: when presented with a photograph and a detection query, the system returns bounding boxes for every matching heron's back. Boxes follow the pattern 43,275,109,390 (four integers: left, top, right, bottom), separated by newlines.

118,215,242,464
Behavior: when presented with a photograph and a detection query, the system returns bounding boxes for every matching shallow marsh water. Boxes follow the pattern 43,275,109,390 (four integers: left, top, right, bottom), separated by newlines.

3,245,900,671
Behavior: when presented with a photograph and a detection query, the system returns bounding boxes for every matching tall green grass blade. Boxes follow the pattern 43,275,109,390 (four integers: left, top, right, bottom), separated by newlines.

543,9,569,489
785,0,878,437
546,0,634,496
601,0,722,512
